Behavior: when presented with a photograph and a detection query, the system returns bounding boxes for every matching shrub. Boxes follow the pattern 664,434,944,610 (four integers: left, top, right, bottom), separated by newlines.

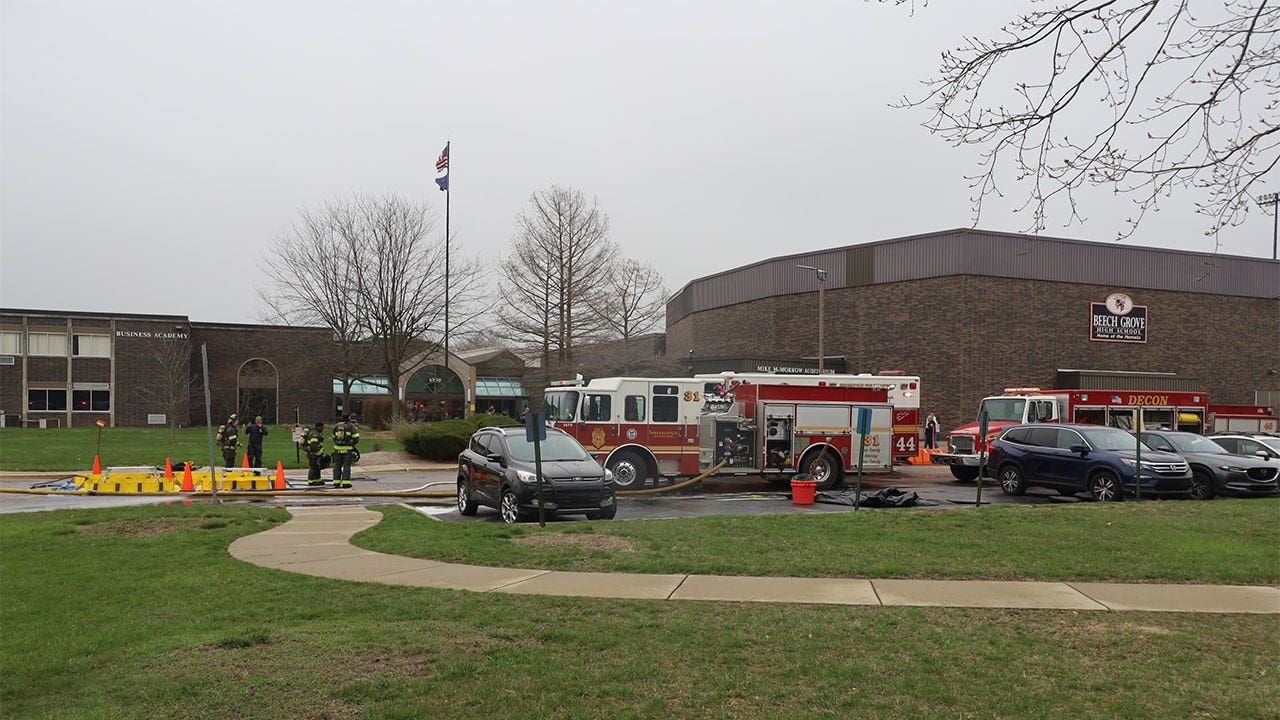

389,415,427,445
411,431,473,461
360,397,394,430
400,412,521,461
469,413,520,430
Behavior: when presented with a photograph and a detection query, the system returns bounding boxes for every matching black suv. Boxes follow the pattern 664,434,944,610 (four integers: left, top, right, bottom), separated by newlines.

457,426,617,523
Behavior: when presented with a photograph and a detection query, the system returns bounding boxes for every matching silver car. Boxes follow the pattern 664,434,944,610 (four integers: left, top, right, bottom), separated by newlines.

1140,431,1280,499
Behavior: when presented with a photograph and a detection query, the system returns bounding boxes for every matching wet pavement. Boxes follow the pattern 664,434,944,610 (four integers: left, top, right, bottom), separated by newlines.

0,464,1082,517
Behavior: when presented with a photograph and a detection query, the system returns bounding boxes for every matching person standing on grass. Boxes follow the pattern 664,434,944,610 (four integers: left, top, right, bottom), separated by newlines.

331,413,360,489
924,412,941,450
215,414,240,468
304,422,326,486
246,416,268,468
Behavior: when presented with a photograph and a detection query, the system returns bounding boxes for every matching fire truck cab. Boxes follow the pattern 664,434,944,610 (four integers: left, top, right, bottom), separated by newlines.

932,388,1210,481
543,376,893,491
543,377,709,489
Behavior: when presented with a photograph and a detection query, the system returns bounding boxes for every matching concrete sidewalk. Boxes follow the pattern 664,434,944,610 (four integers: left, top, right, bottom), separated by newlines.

228,505,1280,614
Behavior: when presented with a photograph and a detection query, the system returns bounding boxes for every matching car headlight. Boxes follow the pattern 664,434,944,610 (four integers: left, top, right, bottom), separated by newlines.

1215,464,1246,473
604,468,614,483
515,470,540,484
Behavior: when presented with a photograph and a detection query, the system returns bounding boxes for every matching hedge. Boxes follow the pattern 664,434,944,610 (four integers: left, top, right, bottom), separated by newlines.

401,413,520,461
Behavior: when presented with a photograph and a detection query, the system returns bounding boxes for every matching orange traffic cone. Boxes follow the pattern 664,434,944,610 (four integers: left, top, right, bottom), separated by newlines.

273,461,287,490
92,455,102,475
242,452,250,469
164,457,174,479
181,462,195,492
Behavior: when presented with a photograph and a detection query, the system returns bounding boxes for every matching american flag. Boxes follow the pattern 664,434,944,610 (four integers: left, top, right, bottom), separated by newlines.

436,143,449,171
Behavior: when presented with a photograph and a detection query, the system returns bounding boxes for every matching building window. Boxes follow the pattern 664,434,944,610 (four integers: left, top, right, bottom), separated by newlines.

73,389,111,412
0,331,21,355
72,334,110,357
27,332,68,356
27,389,68,411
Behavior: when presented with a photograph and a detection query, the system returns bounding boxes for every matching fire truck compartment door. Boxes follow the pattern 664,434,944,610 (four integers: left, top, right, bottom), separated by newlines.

795,405,852,434
793,405,893,470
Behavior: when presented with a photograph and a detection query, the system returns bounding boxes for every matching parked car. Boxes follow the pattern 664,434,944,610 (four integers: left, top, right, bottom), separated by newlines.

1137,431,1279,499
457,425,617,523
1208,435,1280,467
987,424,1191,501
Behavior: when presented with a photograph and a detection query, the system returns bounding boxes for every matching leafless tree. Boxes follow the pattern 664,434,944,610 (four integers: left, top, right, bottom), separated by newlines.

495,186,617,370
589,258,668,342
899,1,1279,242
347,195,485,416
133,335,199,444
260,201,371,414
261,194,484,417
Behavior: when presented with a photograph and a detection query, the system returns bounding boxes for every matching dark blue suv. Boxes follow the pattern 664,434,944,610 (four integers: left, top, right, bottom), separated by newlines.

987,424,1191,501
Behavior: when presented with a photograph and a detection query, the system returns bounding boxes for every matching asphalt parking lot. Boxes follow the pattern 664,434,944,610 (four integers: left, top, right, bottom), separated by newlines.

0,463,1083,517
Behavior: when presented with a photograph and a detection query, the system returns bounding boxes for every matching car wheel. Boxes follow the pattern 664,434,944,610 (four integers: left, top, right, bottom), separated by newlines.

998,464,1026,496
949,466,979,483
500,489,525,524
457,480,478,515
1089,471,1122,502
801,449,844,491
1188,468,1215,501
608,450,650,490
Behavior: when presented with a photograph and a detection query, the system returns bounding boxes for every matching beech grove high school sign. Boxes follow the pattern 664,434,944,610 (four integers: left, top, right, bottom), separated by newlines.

1090,292,1147,343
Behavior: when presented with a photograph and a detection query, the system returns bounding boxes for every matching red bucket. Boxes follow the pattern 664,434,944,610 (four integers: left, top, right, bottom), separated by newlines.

790,478,817,505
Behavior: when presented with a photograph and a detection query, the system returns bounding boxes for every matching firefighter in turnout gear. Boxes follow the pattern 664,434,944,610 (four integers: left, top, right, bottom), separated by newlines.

304,422,326,485
331,413,360,488
215,414,240,468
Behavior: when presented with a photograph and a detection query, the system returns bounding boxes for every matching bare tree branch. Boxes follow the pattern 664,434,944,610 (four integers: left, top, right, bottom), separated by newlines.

898,0,1279,243
587,258,668,342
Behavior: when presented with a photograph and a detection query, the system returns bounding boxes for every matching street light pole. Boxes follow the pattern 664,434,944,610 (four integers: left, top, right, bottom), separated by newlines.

1259,192,1279,261
796,264,828,374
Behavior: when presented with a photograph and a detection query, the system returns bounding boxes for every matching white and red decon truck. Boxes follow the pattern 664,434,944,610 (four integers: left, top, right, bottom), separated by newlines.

931,388,1213,481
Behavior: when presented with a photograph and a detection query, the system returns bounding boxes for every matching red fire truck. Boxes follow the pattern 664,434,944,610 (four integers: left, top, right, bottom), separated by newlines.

932,388,1211,481
1207,405,1280,434
695,371,923,463
542,376,893,490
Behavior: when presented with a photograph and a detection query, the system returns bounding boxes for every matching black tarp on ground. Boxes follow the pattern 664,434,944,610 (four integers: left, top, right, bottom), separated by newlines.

814,487,937,507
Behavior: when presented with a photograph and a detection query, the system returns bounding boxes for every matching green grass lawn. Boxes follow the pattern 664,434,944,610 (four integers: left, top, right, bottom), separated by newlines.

356,499,1280,584
0,426,402,472
2,503,1277,719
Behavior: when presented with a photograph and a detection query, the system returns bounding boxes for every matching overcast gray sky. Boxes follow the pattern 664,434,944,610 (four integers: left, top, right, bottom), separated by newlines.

3,0,1276,325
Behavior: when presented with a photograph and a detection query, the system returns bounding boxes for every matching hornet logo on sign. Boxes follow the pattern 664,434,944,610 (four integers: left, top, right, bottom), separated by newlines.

1105,292,1134,315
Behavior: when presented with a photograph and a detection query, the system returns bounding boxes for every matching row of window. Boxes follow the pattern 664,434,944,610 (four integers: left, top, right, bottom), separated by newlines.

26,389,111,412
0,332,111,357
557,387,682,423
